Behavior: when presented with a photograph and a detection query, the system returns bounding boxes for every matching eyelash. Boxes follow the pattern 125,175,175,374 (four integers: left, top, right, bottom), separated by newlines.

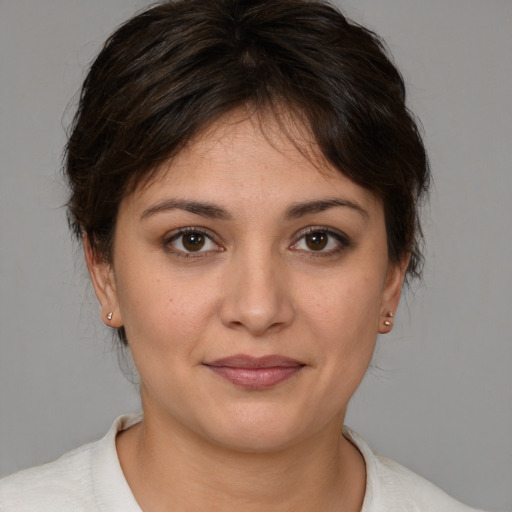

163,226,350,259
290,227,350,257
163,227,222,259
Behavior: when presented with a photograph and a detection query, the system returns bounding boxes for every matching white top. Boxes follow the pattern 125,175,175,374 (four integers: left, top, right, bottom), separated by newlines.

0,413,485,511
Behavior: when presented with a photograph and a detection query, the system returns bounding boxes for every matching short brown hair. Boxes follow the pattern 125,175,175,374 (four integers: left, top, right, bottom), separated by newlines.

65,0,430,319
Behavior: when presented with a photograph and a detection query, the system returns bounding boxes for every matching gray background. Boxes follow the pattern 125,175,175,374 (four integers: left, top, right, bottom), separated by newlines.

0,1,510,510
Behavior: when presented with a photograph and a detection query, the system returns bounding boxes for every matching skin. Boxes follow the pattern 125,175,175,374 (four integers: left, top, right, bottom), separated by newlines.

86,111,407,512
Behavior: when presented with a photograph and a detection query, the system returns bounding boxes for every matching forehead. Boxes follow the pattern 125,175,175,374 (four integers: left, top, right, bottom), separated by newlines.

122,110,383,219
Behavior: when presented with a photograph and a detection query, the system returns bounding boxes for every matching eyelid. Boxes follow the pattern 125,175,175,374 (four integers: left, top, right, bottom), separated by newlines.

290,226,350,253
162,225,349,259
163,227,224,257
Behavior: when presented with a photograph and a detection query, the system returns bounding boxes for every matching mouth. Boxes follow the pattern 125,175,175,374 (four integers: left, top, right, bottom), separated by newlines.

203,354,306,390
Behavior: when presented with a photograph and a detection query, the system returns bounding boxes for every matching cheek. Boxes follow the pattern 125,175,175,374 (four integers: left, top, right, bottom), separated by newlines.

115,260,220,357
302,271,383,331
298,268,384,369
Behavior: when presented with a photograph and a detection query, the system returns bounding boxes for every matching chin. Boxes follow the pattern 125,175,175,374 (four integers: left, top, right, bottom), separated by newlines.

209,425,303,454
196,403,319,454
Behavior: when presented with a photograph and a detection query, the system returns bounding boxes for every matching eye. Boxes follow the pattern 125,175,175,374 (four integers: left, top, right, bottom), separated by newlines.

165,228,222,256
291,228,349,255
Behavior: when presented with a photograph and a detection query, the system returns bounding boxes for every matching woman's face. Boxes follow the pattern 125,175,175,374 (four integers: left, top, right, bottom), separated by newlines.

88,112,405,452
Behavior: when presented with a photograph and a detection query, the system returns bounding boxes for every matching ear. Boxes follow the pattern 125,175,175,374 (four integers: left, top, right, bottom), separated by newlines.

378,254,410,334
84,236,123,328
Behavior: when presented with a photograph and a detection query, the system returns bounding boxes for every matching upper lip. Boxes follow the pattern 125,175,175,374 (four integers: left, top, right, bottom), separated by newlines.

203,354,305,369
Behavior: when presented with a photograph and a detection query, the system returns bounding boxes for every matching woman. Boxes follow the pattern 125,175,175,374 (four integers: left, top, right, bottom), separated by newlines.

0,0,491,510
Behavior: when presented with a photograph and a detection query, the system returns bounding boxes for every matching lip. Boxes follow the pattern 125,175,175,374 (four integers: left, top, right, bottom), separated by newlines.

203,354,305,390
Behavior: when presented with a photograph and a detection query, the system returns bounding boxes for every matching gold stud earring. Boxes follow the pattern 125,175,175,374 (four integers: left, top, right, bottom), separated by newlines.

107,312,113,321
384,312,394,327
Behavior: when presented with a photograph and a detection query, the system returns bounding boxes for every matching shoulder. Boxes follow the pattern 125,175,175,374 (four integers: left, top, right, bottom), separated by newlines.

372,454,484,512
0,413,143,512
344,427,486,512
0,442,97,511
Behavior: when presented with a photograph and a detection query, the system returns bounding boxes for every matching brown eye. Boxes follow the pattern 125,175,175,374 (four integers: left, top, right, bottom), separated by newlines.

167,229,220,255
182,232,205,252
305,231,328,251
291,228,349,255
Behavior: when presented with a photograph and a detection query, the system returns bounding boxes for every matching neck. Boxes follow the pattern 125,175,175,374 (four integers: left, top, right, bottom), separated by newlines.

117,408,366,512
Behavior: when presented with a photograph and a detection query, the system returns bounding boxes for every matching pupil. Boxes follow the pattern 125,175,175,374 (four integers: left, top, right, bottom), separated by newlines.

183,233,205,251
306,232,327,250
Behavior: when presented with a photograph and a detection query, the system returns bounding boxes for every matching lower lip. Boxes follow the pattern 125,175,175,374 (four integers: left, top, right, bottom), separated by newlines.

205,365,304,390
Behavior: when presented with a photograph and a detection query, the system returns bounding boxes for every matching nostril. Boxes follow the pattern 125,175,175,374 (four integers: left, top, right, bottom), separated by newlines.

219,265,295,335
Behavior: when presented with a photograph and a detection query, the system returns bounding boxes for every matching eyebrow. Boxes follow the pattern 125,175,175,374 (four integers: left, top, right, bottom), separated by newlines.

285,198,369,220
140,197,368,221
141,199,232,220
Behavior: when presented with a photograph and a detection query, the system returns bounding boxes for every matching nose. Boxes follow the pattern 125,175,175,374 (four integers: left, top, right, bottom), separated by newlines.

220,248,294,337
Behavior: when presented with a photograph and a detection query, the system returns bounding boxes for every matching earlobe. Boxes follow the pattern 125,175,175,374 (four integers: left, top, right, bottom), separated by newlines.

378,255,409,334
84,237,123,328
